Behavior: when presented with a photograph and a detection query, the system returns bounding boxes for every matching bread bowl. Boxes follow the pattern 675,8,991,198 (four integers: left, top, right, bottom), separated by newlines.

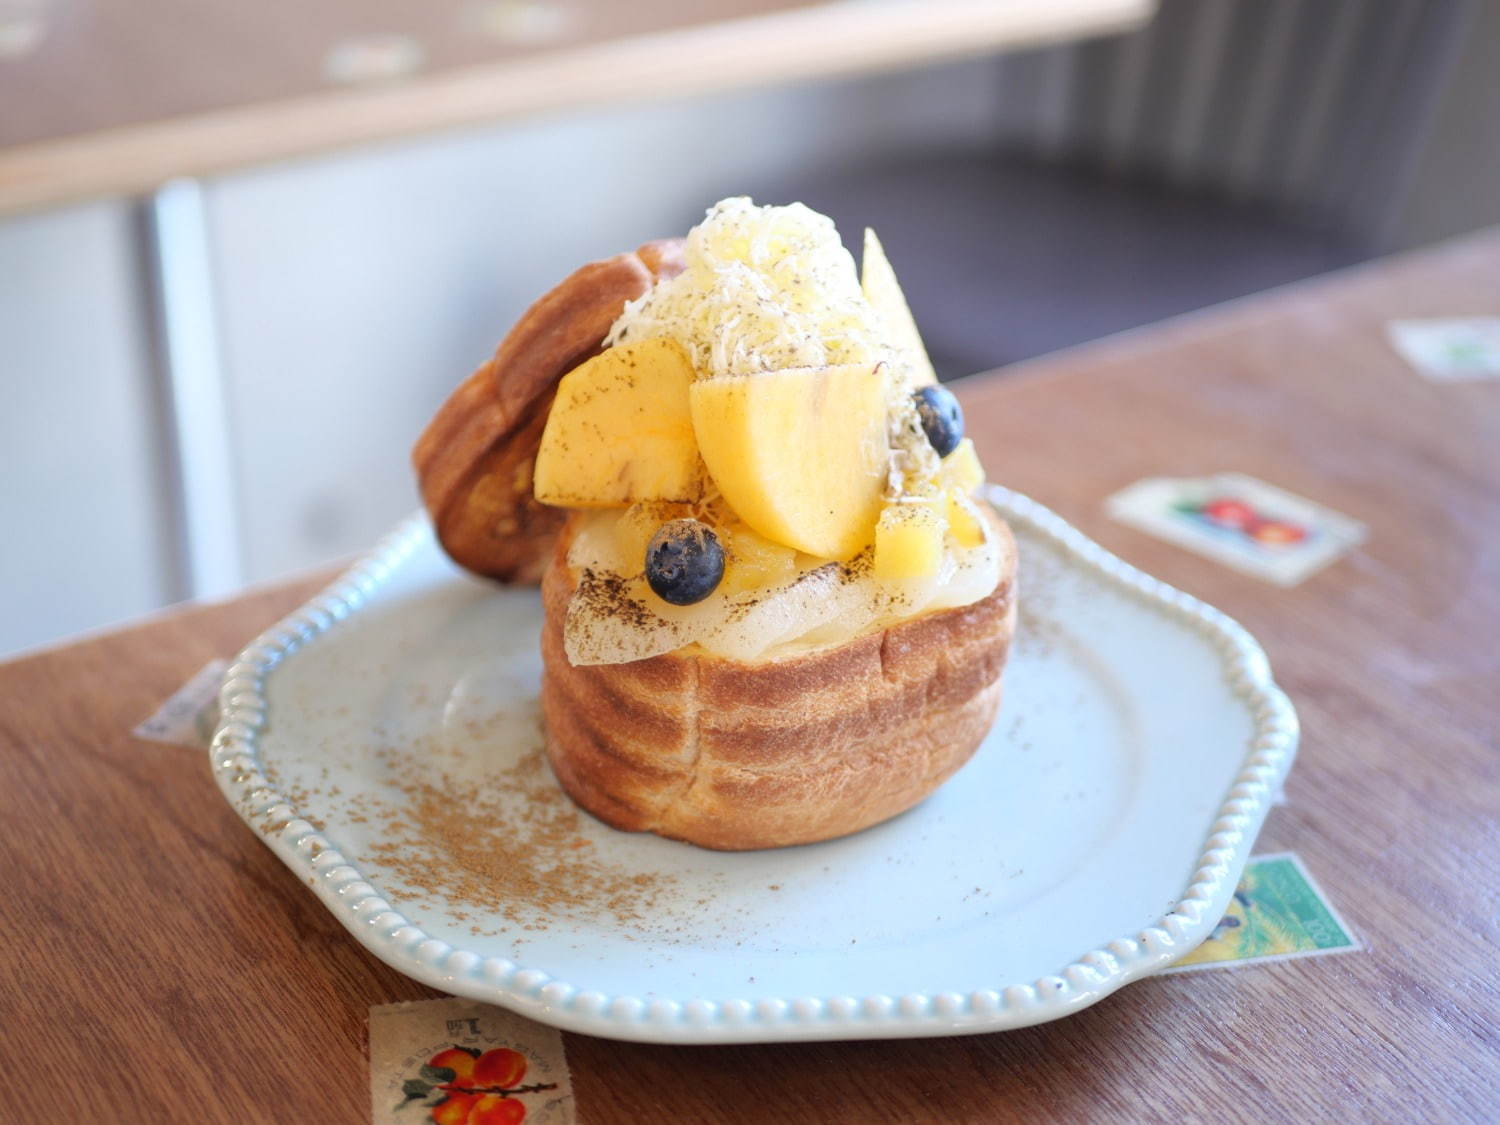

540,509,1016,849
412,239,686,582
414,198,1018,850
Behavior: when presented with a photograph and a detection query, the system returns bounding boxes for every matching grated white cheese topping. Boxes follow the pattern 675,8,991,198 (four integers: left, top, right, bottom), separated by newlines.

606,196,938,488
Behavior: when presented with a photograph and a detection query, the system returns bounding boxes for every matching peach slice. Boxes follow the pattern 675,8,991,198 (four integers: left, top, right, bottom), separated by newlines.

534,337,704,508
689,363,887,560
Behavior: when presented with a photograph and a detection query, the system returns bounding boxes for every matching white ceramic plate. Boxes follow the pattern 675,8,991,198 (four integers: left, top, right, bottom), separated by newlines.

211,486,1297,1044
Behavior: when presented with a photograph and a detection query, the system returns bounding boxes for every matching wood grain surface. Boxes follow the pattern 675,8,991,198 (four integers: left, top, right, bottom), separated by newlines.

2,231,1498,1121
0,0,1150,216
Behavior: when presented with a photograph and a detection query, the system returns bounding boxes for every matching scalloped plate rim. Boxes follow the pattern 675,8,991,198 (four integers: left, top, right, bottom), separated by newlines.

209,484,1298,1044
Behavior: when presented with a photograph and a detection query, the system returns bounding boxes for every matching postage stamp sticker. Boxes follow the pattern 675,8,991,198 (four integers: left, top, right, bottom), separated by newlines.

1166,853,1359,974
370,998,575,1125
1107,473,1367,586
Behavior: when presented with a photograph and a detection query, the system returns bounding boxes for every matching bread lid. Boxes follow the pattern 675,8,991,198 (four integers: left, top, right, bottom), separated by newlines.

413,238,685,582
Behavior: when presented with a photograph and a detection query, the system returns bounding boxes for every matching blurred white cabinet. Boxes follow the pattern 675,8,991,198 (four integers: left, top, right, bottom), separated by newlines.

0,203,175,656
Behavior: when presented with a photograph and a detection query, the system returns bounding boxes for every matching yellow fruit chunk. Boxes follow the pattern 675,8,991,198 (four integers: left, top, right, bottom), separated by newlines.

534,338,704,508
939,438,985,495
874,497,947,579
689,364,887,560
720,521,799,595
862,228,937,387
945,491,988,548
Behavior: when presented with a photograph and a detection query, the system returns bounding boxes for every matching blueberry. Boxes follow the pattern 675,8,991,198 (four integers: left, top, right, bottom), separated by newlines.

645,519,725,605
912,384,964,458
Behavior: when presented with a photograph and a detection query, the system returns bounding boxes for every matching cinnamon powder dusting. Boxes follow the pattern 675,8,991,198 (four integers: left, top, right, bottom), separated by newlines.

359,720,679,933
571,567,655,630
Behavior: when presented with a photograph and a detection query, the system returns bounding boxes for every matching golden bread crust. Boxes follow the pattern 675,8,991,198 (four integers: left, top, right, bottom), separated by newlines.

540,510,1018,850
413,239,685,582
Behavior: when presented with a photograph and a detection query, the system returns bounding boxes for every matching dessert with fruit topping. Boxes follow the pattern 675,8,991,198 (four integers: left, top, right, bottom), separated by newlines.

414,198,1017,850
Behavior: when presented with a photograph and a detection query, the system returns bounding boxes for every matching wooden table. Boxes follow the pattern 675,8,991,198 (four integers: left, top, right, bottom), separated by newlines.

3,230,1497,1120
0,0,1149,215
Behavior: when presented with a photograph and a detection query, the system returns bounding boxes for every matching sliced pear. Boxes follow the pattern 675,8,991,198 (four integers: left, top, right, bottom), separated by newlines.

689,363,887,560
862,227,937,386
534,338,704,508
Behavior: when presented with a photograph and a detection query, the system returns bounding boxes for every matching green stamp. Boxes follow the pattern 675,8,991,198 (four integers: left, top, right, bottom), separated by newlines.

1167,853,1358,973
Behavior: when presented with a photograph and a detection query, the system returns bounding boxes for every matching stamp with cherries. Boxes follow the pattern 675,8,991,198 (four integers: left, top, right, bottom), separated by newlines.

1106,473,1366,586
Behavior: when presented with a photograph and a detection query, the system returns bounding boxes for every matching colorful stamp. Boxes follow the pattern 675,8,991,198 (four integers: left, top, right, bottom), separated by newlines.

371,999,575,1124
1106,473,1366,586
1387,318,1500,382
1165,853,1359,973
